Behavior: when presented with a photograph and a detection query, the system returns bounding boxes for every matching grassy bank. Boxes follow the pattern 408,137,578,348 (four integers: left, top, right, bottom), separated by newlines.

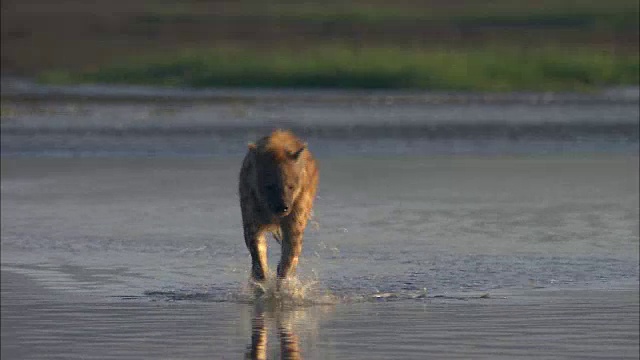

3,0,638,78
40,46,639,92
142,0,639,30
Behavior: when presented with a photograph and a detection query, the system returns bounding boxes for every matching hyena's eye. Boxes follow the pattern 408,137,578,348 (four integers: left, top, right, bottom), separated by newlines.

287,185,295,190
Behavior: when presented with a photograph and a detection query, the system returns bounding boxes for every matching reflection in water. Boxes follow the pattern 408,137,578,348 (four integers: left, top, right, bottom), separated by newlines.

245,302,303,360
243,285,337,360
247,302,305,360
238,274,336,358
247,306,267,360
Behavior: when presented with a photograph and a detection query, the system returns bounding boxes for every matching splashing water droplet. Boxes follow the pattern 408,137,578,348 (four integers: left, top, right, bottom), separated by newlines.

235,271,337,307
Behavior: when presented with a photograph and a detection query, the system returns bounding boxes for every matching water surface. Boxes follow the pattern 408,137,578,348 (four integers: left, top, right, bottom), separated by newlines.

1,82,639,359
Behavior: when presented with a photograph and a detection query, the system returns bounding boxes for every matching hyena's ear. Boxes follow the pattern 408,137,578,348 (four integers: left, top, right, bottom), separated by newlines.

290,144,306,160
247,142,257,152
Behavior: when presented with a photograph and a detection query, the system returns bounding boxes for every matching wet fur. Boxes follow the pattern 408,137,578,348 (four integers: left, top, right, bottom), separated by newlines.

239,130,319,282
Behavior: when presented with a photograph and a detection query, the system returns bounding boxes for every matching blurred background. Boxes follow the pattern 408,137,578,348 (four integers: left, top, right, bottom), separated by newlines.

1,0,638,157
2,0,638,91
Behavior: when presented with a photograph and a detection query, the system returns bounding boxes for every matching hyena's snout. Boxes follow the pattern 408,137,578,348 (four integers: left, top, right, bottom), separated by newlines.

271,200,290,216
266,187,291,216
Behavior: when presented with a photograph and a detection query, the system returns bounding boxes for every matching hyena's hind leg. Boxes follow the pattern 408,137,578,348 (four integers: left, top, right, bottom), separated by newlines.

271,226,283,245
243,225,268,282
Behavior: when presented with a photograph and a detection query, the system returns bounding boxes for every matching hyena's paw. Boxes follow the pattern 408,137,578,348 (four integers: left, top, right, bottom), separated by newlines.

249,279,267,298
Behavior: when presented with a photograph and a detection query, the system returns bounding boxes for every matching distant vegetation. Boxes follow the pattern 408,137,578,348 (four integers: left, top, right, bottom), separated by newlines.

141,0,640,31
4,0,639,91
40,46,639,92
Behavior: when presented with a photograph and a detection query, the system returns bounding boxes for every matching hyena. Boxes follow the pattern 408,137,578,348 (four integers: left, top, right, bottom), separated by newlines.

239,130,319,283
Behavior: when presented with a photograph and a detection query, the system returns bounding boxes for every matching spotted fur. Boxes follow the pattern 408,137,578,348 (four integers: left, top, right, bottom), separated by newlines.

239,130,319,282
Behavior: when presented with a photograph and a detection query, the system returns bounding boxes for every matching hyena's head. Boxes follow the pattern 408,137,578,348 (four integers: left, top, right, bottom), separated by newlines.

251,143,307,217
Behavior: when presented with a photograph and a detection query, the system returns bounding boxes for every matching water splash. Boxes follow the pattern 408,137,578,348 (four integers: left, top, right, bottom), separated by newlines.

235,272,338,307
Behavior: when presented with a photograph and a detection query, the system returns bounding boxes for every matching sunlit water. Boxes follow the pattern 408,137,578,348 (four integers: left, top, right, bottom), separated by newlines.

1,82,639,359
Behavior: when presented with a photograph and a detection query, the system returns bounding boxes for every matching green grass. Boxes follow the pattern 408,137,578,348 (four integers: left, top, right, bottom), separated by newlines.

39,46,639,92
142,0,640,30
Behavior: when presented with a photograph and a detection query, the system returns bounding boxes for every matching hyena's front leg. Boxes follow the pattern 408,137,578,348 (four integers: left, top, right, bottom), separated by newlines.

277,208,311,280
244,225,268,282
277,227,303,281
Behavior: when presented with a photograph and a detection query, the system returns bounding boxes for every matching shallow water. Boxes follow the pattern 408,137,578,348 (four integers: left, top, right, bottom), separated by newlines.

1,84,639,359
2,81,639,157
2,155,638,359
2,272,638,360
